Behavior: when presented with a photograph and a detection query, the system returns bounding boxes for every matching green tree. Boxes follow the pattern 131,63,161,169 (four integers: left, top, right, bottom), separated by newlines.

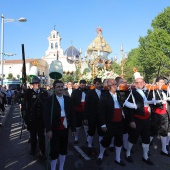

26,75,30,84
112,61,121,76
138,28,170,82
7,73,13,79
17,74,20,79
151,7,170,34
61,73,74,83
126,7,170,83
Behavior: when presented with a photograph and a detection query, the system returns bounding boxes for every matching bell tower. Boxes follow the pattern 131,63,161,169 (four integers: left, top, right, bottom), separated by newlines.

45,28,64,58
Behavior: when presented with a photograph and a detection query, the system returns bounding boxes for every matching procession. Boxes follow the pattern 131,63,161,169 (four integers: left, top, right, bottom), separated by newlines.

1,65,170,170
1,1,170,170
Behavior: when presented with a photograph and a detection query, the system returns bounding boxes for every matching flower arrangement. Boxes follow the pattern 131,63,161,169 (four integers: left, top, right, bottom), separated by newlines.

81,72,92,83
81,69,119,83
97,69,119,81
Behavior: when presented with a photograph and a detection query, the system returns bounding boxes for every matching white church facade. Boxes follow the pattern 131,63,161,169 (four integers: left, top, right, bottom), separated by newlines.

1,28,76,86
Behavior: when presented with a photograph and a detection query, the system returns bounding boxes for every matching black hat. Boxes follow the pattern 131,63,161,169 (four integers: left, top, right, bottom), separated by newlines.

30,76,40,84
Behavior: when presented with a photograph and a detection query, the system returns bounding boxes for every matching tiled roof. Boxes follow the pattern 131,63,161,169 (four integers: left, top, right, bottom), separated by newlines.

1,58,40,64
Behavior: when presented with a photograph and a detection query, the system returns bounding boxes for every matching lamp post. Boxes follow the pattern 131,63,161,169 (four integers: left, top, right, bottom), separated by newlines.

0,14,27,85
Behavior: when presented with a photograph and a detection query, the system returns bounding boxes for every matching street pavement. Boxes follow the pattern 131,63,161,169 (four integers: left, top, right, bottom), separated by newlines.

0,104,170,170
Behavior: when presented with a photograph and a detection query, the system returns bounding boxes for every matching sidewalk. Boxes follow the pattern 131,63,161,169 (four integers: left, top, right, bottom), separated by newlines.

0,105,12,127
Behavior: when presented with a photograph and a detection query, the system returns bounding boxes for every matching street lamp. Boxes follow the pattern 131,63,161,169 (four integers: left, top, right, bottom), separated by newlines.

0,14,27,85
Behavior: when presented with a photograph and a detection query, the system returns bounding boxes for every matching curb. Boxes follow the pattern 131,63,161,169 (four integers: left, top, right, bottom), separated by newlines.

0,105,12,127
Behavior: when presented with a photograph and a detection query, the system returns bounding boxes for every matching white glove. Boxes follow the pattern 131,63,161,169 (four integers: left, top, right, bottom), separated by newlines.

123,100,137,109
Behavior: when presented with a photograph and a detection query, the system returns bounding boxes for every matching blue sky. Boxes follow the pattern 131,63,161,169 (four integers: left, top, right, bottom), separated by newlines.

0,0,170,61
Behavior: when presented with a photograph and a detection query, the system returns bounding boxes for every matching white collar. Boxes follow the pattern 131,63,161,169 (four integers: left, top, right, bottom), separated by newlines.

109,91,117,96
95,88,101,92
56,95,63,99
34,89,40,93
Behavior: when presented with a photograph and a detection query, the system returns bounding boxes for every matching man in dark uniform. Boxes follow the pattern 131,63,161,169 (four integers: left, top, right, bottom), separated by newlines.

84,78,104,155
97,78,126,166
125,72,153,165
71,80,88,144
44,80,75,170
115,77,130,151
23,76,48,158
148,76,169,157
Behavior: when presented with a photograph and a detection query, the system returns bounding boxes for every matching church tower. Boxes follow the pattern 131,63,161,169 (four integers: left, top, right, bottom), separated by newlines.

42,28,76,84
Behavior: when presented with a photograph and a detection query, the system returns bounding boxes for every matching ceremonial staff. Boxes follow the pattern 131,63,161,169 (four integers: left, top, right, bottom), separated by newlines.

20,44,27,139
22,44,27,86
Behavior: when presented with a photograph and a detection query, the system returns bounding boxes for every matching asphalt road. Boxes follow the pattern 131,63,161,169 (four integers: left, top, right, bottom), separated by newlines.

0,104,170,170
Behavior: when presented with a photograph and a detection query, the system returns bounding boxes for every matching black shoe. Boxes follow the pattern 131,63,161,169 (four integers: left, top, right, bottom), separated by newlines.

115,160,126,166
142,157,154,165
96,158,102,165
29,150,36,155
160,151,170,157
74,140,78,144
109,147,114,152
125,156,133,163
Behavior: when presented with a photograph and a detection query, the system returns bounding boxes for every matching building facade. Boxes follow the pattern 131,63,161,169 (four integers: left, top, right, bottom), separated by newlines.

1,28,76,86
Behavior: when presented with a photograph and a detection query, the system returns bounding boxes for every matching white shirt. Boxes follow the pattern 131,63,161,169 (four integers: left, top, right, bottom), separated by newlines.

81,92,86,102
68,88,72,96
56,95,65,117
95,89,101,98
109,92,120,108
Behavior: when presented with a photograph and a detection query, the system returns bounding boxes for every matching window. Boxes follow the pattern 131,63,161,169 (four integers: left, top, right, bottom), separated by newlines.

53,34,55,38
51,43,53,49
55,42,58,48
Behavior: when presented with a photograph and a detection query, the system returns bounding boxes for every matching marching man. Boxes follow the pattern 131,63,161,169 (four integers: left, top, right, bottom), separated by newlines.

148,76,169,157
125,72,153,165
71,80,88,144
84,78,104,155
97,78,126,166
44,80,76,170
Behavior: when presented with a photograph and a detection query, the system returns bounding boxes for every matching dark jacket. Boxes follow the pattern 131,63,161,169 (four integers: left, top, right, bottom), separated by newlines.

23,88,48,125
84,89,103,120
128,88,150,122
71,88,88,106
44,94,76,132
98,91,125,129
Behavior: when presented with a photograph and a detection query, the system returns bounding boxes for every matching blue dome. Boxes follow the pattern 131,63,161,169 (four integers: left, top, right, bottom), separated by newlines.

64,46,80,64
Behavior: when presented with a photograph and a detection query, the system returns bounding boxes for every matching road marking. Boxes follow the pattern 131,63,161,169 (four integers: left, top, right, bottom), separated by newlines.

74,145,90,160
